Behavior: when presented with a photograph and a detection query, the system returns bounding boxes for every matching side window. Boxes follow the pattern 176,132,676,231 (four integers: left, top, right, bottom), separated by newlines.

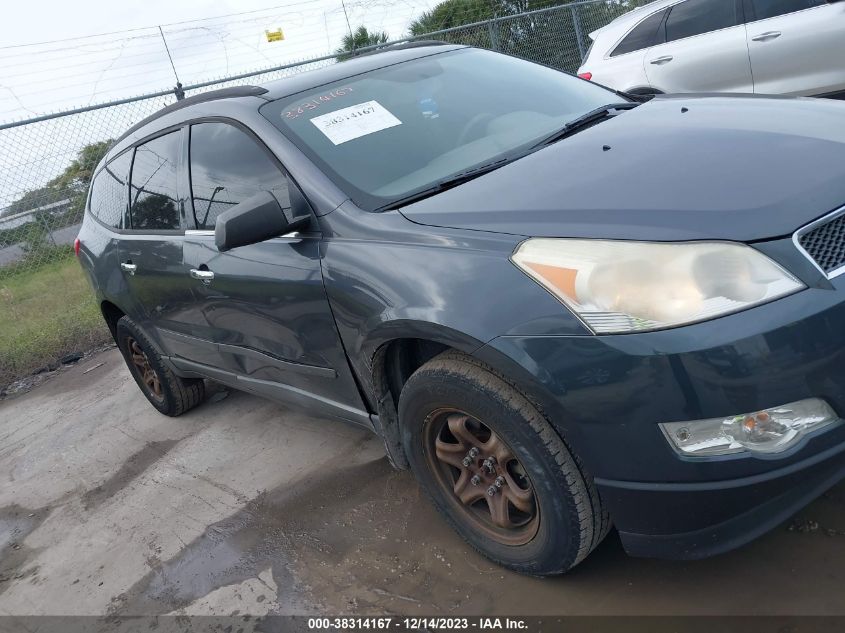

665,0,738,42
188,122,291,231
611,9,668,57
89,151,131,229
129,131,182,231
749,0,824,20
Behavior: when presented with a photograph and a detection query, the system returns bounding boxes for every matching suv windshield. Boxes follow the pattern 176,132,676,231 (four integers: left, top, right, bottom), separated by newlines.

261,48,621,211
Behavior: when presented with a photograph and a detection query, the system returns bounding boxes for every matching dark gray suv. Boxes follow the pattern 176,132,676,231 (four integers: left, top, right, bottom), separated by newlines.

77,42,845,574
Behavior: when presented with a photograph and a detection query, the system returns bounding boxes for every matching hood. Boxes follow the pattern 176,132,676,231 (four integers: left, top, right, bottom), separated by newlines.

399,95,845,242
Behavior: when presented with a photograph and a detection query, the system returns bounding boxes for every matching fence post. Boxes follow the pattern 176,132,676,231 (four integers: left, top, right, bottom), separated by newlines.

37,212,57,247
570,5,586,62
487,17,500,51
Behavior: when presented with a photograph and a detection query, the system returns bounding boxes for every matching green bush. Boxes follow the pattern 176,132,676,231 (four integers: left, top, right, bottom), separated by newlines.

0,255,109,387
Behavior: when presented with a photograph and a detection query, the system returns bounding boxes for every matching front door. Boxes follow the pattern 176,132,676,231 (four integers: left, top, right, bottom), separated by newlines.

744,0,845,96
179,120,369,425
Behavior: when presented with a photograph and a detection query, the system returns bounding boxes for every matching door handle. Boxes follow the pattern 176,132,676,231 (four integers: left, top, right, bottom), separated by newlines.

189,268,215,283
751,31,781,42
649,55,674,65
120,262,137,275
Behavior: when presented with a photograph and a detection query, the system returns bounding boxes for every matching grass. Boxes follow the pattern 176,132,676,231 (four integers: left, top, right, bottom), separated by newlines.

0,254,110,387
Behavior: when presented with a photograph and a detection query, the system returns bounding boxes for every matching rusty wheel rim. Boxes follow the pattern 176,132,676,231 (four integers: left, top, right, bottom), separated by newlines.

423,408,539,546
126,337,163,402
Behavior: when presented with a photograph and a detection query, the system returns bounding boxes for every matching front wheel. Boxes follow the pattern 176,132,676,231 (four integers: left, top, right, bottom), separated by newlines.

399,352,610,575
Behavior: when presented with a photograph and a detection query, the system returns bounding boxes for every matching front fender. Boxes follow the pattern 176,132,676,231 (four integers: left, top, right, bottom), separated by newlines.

320,206,589,402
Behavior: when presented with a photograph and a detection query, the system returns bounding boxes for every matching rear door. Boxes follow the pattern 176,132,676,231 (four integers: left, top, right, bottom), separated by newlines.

180,120,369,425
117,129,200,357
644,0,753,93
589,8,669,92
744,0,845,96
82,150,132,298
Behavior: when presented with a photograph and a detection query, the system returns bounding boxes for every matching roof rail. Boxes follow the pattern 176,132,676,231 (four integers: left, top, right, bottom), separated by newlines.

113,85,268,147
352,40,458,59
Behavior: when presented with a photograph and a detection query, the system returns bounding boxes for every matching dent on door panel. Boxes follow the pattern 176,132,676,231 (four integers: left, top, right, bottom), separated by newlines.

178,234,370,425
181,237,333,366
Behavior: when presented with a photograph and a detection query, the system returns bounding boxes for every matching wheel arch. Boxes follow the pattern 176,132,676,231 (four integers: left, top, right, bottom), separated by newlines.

100,299,126,339
367,324,593,478
366,322,489,469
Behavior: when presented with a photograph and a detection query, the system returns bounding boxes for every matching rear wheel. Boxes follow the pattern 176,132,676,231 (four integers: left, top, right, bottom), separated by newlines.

399,351,610,575
115,316,205,416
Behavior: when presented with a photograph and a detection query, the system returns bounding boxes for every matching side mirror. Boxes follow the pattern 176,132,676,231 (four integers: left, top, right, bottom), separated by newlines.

215,189,311,252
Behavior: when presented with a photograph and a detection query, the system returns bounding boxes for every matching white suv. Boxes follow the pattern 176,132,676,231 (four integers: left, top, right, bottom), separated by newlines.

577,0,845,98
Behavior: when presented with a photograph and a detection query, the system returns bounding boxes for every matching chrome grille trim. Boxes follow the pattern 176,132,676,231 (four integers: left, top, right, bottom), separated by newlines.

793,205,845,280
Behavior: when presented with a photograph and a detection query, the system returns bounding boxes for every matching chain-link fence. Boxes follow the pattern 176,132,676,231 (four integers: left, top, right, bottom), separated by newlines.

0,0,653,387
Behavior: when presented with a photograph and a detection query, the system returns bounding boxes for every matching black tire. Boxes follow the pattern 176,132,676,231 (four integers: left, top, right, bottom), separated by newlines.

399,351,610,575
115,315,205,416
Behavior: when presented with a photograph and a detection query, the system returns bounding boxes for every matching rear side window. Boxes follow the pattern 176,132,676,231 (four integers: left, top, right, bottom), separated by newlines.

611,9,668,57
89,151,131,229
665,0,738,42
748,0,824,20
188,122,290,230
129,131,181,231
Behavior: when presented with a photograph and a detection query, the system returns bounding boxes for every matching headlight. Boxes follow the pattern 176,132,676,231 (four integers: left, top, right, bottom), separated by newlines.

511,239,804,333
660,398,838,456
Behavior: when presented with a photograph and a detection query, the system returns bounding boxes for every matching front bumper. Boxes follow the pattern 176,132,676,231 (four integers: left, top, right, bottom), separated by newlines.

478,274,845,559
600,438,845,559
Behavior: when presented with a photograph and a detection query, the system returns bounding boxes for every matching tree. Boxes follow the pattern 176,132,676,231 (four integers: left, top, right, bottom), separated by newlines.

409,0,529,50
410,0,657,37
47,139,112,193
408,0,658,73
408,0,576,55
409,0,501,36
335,26,390,61
2,140,112,219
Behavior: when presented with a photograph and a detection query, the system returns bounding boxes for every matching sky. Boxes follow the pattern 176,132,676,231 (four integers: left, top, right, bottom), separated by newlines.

0,0,443,207
0,0,441,121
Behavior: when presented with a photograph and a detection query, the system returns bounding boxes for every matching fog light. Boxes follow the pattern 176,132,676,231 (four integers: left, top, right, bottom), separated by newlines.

660,398,838,456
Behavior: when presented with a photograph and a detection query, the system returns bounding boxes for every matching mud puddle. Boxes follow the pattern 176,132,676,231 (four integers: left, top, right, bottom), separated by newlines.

108,454,845,617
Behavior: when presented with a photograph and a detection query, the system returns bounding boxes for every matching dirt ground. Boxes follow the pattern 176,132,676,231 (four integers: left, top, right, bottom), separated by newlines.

1,347,844,617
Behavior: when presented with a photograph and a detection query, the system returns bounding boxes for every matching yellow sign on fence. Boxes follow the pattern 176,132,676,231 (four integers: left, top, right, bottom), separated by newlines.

265,28,285,42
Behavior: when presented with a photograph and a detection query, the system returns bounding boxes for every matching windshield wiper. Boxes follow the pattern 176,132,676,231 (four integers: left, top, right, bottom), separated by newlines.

532,102,639,149
378,156,514,211
377,102,639,211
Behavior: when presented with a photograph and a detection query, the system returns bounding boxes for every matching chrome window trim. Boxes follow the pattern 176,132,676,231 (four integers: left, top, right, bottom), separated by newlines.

183,229,305,240
793,204,845,279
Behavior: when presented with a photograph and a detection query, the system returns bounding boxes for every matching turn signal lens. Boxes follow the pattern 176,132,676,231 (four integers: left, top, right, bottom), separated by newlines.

660,399,838,456
511,239,804,334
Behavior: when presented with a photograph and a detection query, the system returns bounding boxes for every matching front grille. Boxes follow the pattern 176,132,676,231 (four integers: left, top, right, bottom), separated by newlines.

797,212,845,275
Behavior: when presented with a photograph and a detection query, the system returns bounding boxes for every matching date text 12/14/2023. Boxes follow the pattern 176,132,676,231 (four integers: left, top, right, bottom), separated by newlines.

307,617,530,630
